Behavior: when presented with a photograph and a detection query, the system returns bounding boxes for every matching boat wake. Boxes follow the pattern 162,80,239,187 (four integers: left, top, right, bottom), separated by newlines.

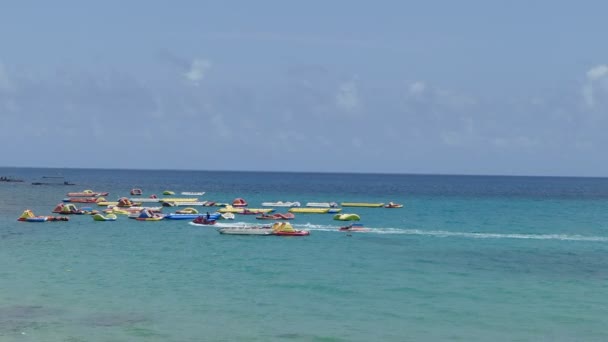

294,223,608,242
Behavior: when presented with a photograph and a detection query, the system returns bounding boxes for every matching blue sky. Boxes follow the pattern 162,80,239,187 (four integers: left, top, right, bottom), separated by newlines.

1,1,608,176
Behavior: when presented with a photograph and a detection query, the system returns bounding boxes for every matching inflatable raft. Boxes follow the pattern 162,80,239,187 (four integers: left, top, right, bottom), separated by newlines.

261,201,301,207
306,202,338,208
218,206,274,214
289,208,330,214
333,213,361,221
271,222,309,236
93,213,117,221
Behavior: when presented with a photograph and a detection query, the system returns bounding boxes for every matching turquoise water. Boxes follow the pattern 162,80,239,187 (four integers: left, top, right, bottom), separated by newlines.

1,168,608,341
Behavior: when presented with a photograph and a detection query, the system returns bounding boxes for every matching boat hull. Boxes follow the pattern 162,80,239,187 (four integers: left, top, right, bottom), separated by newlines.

218,227,273,235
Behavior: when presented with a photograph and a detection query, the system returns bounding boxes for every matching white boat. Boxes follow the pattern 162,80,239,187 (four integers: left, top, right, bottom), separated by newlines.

306,202,338,208
261,201,301,207
218,226,274,235
181,192,205,196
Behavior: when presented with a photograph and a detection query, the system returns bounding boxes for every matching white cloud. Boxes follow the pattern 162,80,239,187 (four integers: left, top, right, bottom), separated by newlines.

586,65,608,81
184,59,212,85
582,64,608,108
408,81,426,96
335,80,359,111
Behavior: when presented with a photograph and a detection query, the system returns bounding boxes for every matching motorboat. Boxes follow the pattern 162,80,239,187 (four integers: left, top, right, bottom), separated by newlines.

218,226,274,235
191,216,217,225
261,201,301,207
385,202,403,208
339,223,369,232
0,176,24,182
163,190,175,195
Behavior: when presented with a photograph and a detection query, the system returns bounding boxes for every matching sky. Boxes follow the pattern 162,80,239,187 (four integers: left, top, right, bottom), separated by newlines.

1,1,608,176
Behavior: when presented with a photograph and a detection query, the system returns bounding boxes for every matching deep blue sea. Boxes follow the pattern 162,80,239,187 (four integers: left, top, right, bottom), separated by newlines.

1,167,608,341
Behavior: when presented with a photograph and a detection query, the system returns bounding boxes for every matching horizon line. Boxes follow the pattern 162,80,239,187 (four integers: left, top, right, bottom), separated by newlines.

0,165,606,179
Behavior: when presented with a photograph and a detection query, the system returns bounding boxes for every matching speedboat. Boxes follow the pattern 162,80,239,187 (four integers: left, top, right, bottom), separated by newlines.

218,226,274,235
191,216,217,225
261,201,301,207
384,202,403,208
339,223,369,232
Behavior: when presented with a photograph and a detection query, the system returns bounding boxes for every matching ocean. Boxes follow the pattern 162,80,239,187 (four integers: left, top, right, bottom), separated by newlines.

1,167,607,341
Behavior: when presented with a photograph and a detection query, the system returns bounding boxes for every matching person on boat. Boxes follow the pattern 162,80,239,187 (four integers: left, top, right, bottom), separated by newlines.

206,212,210,220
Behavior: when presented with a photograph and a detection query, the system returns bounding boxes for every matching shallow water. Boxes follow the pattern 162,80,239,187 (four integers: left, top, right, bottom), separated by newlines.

1,168,608,341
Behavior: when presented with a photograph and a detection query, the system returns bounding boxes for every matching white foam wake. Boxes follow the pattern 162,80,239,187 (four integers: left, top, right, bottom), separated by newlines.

293,223,608,242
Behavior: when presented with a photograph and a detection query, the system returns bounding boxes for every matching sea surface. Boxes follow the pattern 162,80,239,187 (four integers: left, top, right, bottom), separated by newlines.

1,168,608,341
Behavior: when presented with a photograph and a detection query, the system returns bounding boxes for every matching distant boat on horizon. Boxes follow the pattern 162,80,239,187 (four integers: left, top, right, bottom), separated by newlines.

32,176,75,186
0,176,24,183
